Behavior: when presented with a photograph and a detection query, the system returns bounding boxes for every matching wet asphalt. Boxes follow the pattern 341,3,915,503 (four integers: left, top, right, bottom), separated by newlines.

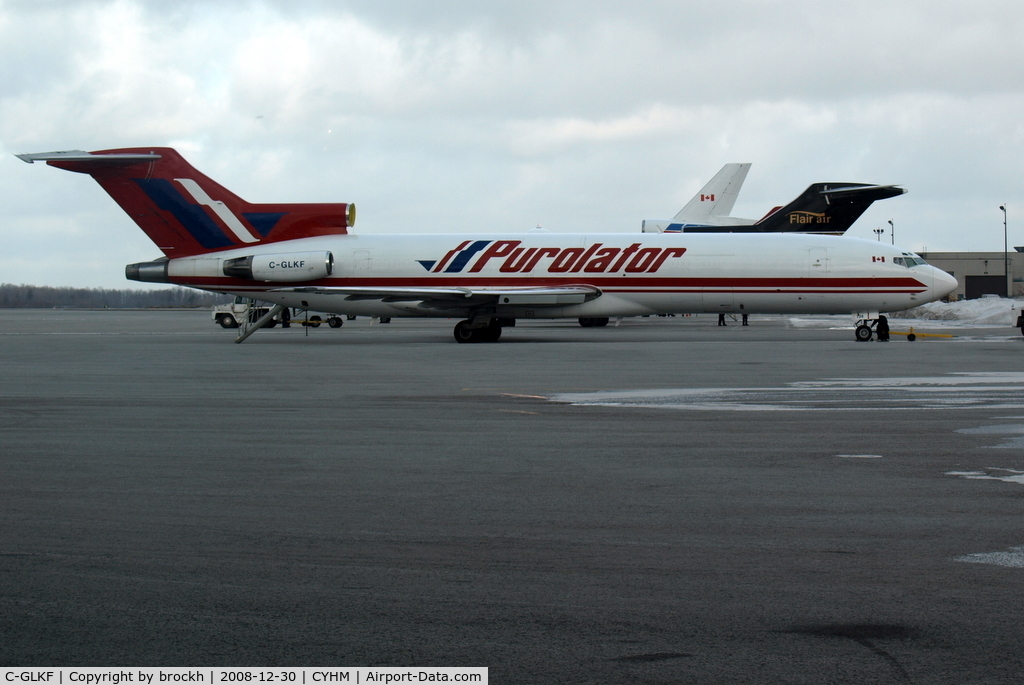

2,310,1023,683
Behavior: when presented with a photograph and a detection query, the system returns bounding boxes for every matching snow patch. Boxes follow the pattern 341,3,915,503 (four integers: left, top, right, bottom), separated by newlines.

957,546,1024,568
946,469,1024,484
895,297,1022,325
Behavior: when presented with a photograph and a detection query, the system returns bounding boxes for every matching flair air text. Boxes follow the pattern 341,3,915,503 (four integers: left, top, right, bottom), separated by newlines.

788,211,831,225
425,241,687,275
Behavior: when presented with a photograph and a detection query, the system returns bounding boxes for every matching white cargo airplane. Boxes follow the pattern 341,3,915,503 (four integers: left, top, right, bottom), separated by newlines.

17,148,956,343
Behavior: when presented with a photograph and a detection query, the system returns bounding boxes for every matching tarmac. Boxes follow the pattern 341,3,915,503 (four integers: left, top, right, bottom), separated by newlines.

2,309,1024,683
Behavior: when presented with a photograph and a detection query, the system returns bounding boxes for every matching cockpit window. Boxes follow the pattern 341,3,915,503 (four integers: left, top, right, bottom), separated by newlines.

894,256,927,268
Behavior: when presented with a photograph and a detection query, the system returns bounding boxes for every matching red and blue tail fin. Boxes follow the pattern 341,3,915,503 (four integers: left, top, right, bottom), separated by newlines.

16,148,355,257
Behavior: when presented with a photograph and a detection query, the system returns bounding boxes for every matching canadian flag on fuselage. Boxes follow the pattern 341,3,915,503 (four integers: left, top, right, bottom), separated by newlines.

41,148,355,258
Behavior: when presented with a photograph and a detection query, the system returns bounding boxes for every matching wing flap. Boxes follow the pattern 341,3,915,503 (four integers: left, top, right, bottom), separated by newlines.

275,285,601,307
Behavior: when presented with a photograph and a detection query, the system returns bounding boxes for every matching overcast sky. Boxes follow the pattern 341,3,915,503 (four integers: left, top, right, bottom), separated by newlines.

2,0,1023,288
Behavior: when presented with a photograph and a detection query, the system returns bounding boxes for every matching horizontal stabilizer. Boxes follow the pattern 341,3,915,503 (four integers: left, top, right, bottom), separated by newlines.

818,184,906,200
16,150,161,165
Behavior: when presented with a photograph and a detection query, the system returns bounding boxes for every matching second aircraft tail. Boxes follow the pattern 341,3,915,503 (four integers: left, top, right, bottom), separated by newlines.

752,183,905,235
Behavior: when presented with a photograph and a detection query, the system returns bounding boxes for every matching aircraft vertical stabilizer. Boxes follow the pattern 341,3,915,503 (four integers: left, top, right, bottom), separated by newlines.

674,163,751,223
643,164,906,234
16,149,355,258
643,163,752,232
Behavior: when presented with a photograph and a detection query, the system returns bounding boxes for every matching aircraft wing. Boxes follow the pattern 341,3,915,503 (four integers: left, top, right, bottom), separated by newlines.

273,285,602,310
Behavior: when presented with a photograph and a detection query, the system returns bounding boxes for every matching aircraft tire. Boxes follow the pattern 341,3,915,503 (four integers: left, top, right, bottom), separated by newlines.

579,317,595,327
594,317,610,327
855,324,873,342
454,320,478,344
481,322,502,342
328,317,343,328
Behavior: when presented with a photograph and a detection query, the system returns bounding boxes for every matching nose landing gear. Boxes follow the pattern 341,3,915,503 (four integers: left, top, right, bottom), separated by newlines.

854,315,891,342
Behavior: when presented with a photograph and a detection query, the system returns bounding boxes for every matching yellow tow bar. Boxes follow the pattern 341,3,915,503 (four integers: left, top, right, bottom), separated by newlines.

889,326,954,341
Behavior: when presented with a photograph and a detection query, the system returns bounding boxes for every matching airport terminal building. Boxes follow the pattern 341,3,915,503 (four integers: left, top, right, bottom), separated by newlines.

918,249,1024,300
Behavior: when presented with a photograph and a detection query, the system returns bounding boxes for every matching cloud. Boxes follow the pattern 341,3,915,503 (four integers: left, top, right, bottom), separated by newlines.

2,0,1024,287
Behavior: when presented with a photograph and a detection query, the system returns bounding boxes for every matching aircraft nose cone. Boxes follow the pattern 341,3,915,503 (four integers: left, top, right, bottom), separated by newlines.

933,267,958,299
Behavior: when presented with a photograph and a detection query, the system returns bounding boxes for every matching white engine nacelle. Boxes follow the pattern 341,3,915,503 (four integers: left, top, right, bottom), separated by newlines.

223,251,334,282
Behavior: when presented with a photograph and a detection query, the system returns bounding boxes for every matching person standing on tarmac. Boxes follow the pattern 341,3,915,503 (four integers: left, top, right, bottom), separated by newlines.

718,313,726,326
876,314,889,341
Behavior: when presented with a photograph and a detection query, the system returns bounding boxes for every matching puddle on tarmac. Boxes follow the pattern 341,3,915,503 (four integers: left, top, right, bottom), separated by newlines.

551,372,1024,412
956,424,1024,448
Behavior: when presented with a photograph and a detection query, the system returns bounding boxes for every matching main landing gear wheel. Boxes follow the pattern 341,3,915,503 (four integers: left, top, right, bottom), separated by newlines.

578,317,610,328
454,320,477,343
481,322,502,342
855,324,873,342
327,317,343,328
453,320,502,343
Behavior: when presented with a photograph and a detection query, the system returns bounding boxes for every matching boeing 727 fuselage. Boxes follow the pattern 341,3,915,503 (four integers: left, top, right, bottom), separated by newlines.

17,148,956,343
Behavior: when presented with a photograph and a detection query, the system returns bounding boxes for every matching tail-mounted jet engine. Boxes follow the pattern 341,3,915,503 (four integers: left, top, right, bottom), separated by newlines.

125,259,169,283
223,251,334,282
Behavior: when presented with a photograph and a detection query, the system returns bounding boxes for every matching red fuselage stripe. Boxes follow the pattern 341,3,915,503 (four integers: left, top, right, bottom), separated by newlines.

172,276,927,289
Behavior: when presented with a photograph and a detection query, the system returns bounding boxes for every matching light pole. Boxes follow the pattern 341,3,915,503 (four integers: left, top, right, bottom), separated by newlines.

873,228,884,241
888,219,894,246
1001,205,1008,297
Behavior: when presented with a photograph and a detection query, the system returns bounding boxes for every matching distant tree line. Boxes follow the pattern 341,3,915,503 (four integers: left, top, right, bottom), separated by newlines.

0,283,231,309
